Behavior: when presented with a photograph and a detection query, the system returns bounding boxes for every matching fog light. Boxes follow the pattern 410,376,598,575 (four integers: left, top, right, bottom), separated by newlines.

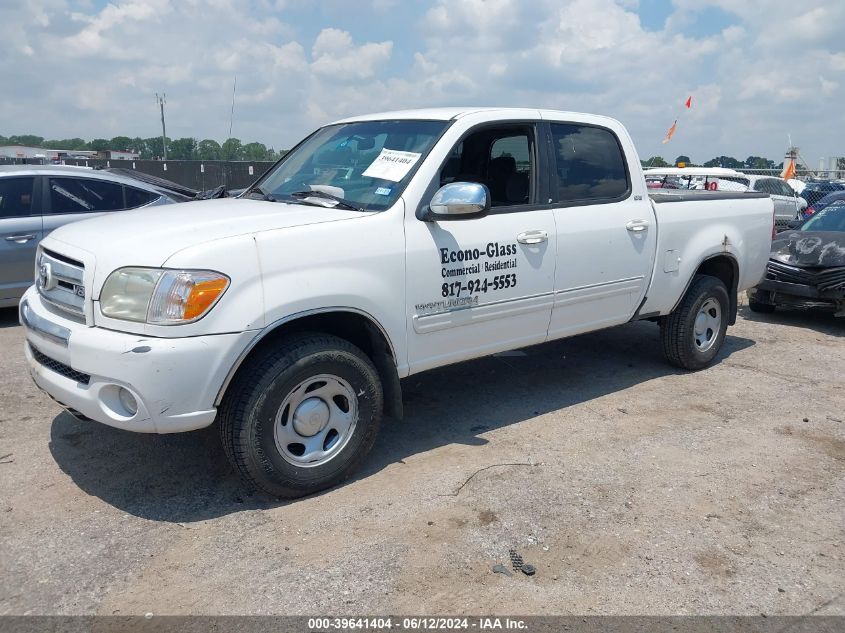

118,387,138,416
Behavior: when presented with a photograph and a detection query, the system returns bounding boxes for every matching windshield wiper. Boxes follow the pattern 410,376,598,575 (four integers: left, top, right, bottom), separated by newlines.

289,190,363,211
243,185,276,201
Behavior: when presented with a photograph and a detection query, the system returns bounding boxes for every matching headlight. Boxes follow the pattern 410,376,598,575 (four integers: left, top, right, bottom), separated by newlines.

100,268,229,324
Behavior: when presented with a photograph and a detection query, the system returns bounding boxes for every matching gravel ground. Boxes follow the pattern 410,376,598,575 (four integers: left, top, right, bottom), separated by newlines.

0,299,842,616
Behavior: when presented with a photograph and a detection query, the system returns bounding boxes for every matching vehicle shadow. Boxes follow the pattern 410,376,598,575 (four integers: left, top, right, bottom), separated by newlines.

738,304,844,337
49,321,755,523
0,306,20,329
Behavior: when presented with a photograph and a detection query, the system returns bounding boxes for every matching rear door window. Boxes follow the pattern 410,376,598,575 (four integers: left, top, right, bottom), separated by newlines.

0,177,35,218
125,187,160,209
754,179,778,195
776,180,795,197
49,177,124,214
549,123,629,203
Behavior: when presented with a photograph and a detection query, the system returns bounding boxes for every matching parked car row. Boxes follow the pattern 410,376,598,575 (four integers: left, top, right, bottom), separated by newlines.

643,167,808,228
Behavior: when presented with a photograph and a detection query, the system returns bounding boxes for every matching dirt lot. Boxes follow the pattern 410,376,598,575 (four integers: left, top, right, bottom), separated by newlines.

0,300,842,616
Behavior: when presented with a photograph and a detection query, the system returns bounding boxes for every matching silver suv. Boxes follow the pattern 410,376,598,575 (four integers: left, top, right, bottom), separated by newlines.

0,165,184,308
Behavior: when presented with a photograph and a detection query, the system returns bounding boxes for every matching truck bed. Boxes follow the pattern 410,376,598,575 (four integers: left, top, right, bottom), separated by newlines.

638,190,774,317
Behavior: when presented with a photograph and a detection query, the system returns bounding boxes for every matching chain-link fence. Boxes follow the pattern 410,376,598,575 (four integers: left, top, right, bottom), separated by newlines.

0,157,276,191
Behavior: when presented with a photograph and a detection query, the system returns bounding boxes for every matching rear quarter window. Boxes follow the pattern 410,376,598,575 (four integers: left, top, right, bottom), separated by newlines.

125,187,160,209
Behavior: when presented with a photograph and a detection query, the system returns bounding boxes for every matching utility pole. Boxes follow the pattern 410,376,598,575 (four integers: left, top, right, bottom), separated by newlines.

228,76,237,140
156,92,167,160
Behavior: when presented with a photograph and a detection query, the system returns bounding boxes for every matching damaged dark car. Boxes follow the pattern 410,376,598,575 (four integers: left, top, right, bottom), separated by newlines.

747,201,845,317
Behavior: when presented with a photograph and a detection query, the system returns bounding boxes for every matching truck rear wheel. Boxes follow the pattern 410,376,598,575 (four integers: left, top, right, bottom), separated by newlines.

218,333,383,498
660,274,729,370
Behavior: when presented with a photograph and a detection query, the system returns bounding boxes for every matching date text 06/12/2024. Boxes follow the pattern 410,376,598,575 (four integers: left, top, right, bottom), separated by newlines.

307,616,528,630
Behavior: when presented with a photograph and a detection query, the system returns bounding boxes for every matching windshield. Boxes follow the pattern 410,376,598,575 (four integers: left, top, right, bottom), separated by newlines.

252,119,448,211
801,203,845,232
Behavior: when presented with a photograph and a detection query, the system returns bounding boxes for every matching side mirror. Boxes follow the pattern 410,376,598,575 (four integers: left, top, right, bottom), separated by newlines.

418,182,491,222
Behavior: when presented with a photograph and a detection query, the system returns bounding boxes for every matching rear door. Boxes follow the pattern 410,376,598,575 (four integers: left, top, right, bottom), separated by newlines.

0,175,42,303
754,178,791,225
545,119,657,339
773,178,800,220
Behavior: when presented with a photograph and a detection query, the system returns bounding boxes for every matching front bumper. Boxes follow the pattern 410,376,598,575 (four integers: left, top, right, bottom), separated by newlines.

749,280,845,313
20,288,257,433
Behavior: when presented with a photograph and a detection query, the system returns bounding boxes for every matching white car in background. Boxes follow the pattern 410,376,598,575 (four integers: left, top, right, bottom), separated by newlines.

742,174,807,226
644,167,806,227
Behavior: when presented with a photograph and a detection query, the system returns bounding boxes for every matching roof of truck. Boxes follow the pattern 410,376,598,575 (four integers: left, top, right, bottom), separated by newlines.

332,107,619,125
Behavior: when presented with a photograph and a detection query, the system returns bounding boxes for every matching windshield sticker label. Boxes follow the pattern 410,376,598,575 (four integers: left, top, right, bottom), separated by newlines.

374,186,392,196
362,148,422,182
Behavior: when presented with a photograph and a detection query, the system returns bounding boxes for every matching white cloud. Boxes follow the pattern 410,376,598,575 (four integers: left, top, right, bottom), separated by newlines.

310,28,392,81
0,0,841,164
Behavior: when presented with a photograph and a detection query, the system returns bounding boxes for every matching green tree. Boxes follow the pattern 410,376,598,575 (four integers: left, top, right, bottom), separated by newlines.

221,137,243,160
242,141,270,161
168,137,198,160
703,156,743,168
674,155,691,166
197,139,222,160
8,134,44,146
744,156,775,170
87,138,111,152
144,136,170,159
109,136,133,151
642,156,669,168
43,138,88,150
129,137,148,157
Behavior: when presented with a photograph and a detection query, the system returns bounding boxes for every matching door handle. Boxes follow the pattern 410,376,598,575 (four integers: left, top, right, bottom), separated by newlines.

517,230,548,245
625,220,649,232
5,234,37,243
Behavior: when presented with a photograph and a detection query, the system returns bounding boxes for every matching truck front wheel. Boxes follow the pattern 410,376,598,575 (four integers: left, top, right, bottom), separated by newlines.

218,333,384,498
660,274,730,370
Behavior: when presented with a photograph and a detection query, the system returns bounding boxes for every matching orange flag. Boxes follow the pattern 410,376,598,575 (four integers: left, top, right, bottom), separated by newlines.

781,160,796,181
685,96,692,108
662,120,678,144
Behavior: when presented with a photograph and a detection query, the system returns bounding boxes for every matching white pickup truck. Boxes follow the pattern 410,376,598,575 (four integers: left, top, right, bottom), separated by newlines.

19,108,774,497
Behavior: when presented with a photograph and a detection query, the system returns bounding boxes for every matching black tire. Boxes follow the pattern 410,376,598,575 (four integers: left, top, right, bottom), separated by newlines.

748,298,776,314
218,333,383,498
660,274,730,370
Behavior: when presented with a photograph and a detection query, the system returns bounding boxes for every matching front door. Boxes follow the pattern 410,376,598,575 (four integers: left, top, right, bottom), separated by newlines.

545,120,657,339
405,121,557,373
0,175,42,304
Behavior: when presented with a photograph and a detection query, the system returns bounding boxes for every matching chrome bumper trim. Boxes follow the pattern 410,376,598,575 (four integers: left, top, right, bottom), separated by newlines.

19,299,71,347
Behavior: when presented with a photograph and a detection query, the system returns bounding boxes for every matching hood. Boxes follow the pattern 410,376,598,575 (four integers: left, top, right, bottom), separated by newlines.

44,198,371,267
771,231,845,268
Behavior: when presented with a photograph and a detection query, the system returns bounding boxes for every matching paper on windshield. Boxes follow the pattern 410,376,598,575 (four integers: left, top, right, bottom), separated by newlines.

362,148,422,182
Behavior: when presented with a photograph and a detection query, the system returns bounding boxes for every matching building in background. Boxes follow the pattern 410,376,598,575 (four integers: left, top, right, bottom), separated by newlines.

96,149,141,161
0,145,98,162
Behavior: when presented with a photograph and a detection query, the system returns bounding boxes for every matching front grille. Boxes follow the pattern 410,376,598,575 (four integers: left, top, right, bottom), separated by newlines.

29,344,90,385
816,266,845,292
37,248,86,317
766,260,845,292
765,260,817,285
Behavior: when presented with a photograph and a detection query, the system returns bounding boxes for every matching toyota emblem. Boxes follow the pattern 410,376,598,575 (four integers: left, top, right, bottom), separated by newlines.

37,262,56,291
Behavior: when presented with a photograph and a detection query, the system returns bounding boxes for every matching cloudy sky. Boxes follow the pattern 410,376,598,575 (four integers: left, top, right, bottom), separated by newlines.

1,0,842,164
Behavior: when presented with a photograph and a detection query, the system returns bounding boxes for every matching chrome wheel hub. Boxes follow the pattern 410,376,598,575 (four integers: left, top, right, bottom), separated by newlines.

292,398,330,437
694,298,722,352
273,374,358,467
